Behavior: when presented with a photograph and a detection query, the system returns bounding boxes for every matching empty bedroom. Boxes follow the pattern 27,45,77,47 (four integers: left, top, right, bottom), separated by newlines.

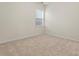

0,2,79,56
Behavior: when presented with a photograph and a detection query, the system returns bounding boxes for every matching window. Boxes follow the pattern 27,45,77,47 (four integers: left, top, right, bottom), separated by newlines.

35,9,44,26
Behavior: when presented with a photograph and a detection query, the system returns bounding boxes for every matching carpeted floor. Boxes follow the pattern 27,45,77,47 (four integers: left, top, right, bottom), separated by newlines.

0,35,79,56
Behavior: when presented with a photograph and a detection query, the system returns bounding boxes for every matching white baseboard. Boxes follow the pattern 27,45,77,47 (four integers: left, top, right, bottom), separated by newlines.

1,32,79,44
46,32,79,42
0,33,42,44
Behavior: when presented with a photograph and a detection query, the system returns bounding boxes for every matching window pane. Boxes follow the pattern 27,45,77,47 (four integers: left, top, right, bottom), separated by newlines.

36,10,44,19
35,9,44,26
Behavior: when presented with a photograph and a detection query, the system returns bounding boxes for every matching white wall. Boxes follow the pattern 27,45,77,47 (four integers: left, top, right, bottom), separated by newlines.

45,2,79,40
0,2,44,43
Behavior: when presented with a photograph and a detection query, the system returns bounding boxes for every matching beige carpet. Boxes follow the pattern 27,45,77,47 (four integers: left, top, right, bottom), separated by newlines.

0,35,79,56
